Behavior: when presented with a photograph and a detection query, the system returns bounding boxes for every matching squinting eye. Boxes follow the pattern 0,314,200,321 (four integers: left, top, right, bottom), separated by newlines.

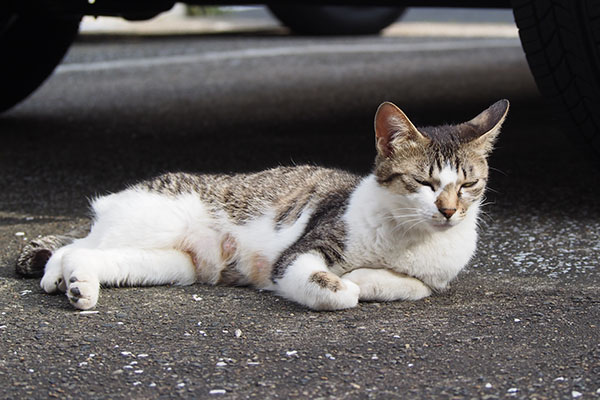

461,180,479,189
414,178,435,190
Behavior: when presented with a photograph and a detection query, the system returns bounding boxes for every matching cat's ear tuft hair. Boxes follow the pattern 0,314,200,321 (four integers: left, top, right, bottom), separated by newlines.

374,102,429,157
464,99,509,155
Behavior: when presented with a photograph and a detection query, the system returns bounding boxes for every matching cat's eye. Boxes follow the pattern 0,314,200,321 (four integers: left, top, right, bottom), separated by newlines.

460,180,479,189
414,178,435,190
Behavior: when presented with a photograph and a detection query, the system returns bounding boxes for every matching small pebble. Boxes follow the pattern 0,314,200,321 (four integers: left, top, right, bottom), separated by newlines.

572,391,582,398
234,329,242,338
15,232,25,237
507,388,518,393
216,362,227,367
286,350,298,356
210,389,226,395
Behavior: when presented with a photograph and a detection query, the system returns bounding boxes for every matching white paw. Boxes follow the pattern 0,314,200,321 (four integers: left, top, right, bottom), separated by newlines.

343,268,432,302
66,274,100,310
306,272,360,311
40,255,66,294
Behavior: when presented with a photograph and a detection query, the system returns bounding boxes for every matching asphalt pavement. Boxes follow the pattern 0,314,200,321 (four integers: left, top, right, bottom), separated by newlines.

0,11,599,400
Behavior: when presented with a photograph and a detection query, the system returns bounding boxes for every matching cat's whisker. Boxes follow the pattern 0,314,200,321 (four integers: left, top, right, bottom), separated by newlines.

489,166,507,176
485,186,500,194
390,218,424,234
400,220,427,239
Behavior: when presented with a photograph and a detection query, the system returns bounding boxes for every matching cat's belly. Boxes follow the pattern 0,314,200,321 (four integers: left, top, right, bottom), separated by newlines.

89,188,312,288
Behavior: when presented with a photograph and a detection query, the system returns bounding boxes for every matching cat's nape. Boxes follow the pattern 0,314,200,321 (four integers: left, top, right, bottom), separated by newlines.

18,99,509,310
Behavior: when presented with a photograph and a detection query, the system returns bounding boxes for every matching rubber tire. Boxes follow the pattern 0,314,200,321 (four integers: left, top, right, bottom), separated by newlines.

512,0,600,158
267,5,405,36
0,13,80,112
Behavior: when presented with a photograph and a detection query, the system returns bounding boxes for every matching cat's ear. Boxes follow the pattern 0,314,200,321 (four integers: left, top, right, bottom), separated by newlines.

464,99,510,155
374,102,429,158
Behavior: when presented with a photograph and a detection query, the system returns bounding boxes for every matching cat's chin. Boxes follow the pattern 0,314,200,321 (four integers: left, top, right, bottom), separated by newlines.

429,220,459,231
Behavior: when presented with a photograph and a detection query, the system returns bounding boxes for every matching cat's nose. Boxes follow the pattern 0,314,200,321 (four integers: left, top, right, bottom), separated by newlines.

438,207,456,219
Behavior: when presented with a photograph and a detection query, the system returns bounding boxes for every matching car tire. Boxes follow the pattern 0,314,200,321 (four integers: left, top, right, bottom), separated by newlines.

267,5,405,36
0,12,80,112
512,0,600,158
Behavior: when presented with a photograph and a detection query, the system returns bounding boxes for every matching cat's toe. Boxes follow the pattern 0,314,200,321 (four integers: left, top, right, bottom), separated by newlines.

40,273,65,294
67,279,99,310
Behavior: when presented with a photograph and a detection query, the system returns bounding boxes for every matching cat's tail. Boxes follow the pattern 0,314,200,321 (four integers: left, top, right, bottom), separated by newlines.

16,235,76,277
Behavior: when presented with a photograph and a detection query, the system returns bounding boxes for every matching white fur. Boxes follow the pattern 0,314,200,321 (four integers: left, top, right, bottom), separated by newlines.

41,188,313,309
342,268,432,301
438,163,458,189
342,173,478,295
276,253,359,310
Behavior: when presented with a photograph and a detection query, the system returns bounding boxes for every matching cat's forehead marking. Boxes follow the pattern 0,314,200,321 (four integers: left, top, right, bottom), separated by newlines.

438,163,458,187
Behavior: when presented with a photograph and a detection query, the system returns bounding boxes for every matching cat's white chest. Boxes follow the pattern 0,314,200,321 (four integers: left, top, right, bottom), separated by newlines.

342,175,479,290
382,224,477,289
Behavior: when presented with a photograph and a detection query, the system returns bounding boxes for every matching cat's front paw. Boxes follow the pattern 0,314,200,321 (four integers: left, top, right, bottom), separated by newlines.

66,274,100,310
305,271,360,311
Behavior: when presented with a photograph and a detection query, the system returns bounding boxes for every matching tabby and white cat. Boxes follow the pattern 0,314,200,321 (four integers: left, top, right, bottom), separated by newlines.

17,100,509,310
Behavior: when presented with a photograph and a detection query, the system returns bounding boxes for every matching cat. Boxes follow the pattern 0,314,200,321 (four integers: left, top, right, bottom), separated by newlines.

16,99,509,311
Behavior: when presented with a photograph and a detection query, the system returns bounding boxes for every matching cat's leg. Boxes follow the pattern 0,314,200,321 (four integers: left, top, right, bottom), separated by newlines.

342,268,432,302
40,236,95,294
61,248,197,310
275,253,360,311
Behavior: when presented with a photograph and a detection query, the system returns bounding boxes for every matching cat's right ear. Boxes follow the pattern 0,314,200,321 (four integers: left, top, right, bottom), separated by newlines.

375,102,428,158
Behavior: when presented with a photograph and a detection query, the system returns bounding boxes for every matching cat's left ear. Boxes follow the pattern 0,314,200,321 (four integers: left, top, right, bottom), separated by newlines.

464,99,510,155
375,102,429,158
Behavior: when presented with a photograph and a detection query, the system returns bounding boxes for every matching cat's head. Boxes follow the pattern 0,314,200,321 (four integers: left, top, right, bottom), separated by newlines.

373,99,509,231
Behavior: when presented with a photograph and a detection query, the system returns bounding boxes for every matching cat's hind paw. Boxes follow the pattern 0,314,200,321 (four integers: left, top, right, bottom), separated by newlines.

40,251,67,294
66,274,100,310
40,273,67,294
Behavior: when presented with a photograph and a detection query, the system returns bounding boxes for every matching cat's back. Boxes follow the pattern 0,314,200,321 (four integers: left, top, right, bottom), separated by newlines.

137,166,361,223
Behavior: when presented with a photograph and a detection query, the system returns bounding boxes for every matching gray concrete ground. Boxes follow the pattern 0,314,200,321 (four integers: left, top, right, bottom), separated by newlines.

1,9,599,400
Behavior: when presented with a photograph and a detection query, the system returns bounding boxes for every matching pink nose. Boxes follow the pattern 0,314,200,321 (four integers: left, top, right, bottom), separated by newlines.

438,208,456,219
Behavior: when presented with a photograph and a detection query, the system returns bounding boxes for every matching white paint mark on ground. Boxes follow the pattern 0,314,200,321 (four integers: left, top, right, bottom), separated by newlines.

56,39,520,74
